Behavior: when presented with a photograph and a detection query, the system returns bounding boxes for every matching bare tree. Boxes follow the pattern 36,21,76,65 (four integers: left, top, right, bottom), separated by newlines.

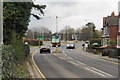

26,27,52,41
59,25,75,41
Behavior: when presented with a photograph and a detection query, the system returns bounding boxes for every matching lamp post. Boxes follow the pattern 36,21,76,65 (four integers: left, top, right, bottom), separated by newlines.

56,16,58,35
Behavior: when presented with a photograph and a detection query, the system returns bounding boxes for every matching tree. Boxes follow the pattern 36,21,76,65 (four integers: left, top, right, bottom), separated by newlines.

3,2,46,44
75,28,81,40
59,26,75,41
80,26,91,40
26,27,52,40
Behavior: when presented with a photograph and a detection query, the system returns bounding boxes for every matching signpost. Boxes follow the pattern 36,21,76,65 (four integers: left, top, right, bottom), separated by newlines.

38,36,44,40
38,36,44,46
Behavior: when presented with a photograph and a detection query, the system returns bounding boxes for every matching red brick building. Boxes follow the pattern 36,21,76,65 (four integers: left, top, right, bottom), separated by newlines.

102,12,119,46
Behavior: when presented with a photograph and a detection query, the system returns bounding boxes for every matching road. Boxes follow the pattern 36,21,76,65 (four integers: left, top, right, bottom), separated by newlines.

31,42,119,79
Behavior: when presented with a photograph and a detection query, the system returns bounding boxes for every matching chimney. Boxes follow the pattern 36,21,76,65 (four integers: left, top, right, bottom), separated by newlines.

111,11,115,16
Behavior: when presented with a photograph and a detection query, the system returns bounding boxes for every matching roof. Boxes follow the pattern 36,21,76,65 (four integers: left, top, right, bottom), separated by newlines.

103,16,119,27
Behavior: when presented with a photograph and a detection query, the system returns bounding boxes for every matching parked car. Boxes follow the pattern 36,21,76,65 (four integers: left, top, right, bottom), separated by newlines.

66,43,75,49
40,46,51,54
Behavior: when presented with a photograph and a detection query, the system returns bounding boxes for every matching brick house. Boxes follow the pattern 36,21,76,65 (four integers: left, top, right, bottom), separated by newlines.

102,12,119,47
117,1,120,48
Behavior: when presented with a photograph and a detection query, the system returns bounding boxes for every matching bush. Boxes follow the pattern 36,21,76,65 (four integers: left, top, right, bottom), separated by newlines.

2,45,17,78
89,44,102,49
11,32,25,64
107,40,116,45
89,38,101,44
2,45,30,79
2,32,30,78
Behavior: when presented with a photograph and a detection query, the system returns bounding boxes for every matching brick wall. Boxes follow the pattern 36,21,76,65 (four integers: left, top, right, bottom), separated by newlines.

109,25,118,43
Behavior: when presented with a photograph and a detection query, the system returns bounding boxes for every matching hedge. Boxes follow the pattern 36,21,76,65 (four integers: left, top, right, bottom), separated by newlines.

24,39,43,46
2,44,30,79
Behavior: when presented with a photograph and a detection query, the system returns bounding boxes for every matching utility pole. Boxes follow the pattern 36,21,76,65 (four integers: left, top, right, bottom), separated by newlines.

33,31,34,39
66,26,68,41
56,16,58,35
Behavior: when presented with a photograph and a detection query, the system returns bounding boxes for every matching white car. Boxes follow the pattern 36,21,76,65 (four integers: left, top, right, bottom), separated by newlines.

66,43,75,49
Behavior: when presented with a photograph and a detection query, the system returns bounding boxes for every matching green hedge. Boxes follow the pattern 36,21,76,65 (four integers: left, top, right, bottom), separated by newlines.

2,44,30,78
89,38,101,44
89,44,102,49
24,39,43,46
2,45,18,78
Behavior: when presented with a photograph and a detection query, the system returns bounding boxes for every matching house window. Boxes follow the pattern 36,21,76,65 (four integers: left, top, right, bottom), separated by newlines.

117,35,120,48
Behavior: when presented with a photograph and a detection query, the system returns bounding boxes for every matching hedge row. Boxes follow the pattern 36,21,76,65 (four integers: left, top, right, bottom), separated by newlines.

2,44,30,79
24,39,43,46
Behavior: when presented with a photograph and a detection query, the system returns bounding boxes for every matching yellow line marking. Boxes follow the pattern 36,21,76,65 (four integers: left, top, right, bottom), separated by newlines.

32,51,46,80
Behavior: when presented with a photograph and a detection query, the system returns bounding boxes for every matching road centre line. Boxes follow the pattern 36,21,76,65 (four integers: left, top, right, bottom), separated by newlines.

68,57,73,59
68,61,79,65
59,57,65,60
63,50,87,66
91,67,113,77
85,67,106,77
64,53,68,57
76,61,86,65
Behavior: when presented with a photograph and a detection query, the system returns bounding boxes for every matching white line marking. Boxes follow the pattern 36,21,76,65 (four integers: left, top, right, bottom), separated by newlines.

76,61,86,65
91,67,113,77
68,61,79,65
64,53,68,57
85,67,106,77
59,57,65,60
68,57,73,59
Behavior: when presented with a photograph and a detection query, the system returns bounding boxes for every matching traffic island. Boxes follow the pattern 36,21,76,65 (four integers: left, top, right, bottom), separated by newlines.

52,51,62,53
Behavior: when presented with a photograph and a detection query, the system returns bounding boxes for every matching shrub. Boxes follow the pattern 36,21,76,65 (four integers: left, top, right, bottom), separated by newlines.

2,45,30,78
89,44,102,49
2,45,17,78
89,38,101,44
107,40,116,45
2,31,30,78
11,32,25,64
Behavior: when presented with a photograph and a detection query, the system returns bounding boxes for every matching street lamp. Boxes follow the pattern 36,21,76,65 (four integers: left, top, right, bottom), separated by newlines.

56,16,58,35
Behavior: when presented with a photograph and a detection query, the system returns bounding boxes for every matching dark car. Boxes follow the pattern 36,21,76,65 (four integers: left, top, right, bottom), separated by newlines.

40,46,51,54
66,43,75,49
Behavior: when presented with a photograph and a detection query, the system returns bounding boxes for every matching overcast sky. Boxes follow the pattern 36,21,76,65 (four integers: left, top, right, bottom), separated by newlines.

28,0,120,33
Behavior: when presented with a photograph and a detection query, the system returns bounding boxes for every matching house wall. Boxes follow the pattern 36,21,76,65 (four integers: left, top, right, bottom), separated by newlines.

109,25,118,43
117,35,120,48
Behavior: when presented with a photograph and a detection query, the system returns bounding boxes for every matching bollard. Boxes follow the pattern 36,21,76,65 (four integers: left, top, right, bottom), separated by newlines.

56,45,59,52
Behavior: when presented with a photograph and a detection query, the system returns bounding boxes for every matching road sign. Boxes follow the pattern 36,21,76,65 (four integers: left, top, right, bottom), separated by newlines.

55,36,59,39
38,36,44,40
